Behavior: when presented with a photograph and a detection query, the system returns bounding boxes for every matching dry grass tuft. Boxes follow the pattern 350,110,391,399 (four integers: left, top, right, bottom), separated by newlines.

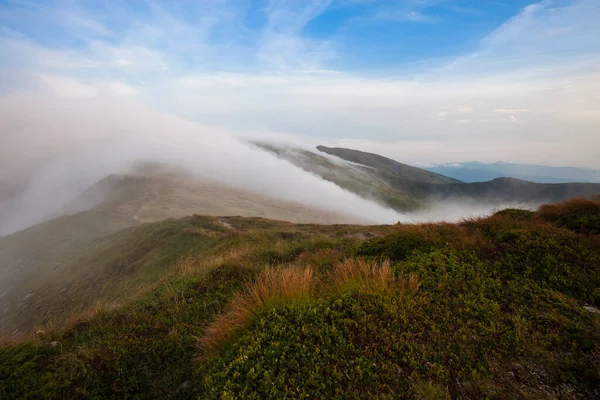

330,258,420,296
535,197,600,234
198,265,314,355
536,197,600,222
331,258,396,293
175,246,250,275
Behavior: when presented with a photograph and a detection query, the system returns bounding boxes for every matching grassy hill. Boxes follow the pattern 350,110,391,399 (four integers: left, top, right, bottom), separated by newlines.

315,145,600,206
255,142,423,210
257,143,600,214
1,198,599,399
0,170,362,336
316,145,461,184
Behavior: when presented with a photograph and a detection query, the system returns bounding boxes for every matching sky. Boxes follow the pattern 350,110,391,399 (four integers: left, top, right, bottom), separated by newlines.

0,0,599,168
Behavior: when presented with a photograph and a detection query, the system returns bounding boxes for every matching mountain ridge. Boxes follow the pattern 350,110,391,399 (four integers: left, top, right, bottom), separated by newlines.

426,160,600,183
313,145,600,206
316,145,463,184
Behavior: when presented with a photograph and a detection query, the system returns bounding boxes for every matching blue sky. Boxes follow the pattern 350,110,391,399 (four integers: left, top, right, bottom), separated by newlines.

1,0,599,167
0,0,544,73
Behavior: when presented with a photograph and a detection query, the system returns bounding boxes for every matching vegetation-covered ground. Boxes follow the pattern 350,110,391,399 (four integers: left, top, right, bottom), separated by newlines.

1,198,599,399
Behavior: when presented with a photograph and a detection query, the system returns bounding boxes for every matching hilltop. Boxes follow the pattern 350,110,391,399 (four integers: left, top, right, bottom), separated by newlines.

1,198,599,399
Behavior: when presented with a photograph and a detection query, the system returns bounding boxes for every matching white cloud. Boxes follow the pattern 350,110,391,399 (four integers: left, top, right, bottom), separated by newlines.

456,107,473,113
383,10,439,23
0,94,407,233
494,109,530,114
437,107,473,119
106,82,138,96
0,0,599,169
39,74,98,98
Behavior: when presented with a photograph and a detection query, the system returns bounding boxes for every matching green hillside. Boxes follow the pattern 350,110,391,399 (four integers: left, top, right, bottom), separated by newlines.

316,145,600,206
257,144,600,214
316,145,461,184
1,198,599,399
255,142,423,210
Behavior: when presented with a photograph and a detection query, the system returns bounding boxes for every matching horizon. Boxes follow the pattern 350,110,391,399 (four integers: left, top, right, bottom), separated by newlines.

1,0,599,169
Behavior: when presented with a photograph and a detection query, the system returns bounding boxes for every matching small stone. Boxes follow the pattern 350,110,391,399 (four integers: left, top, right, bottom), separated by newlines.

583,305,600,314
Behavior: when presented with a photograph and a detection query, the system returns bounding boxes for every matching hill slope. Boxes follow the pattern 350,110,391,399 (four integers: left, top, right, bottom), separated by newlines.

316,145,461,184
258,143,600,213
314,145,600,206
256,142,423,210
0,170,369,335
1,198,599,399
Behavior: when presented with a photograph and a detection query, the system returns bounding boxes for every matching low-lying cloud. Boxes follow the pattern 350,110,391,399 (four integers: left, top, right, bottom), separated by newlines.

0,93,546,235
1,94,412,234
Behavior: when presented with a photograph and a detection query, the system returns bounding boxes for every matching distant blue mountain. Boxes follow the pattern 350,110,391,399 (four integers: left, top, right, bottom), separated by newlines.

425,161,600,184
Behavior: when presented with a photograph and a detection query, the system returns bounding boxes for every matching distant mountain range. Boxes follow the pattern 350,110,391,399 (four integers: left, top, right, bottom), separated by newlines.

424,161,600,184
258,144,600,212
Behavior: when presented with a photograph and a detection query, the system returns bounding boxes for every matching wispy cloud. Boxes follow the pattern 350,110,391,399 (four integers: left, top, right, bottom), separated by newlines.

494,109,530,114
0,0,599,168
376,9,439,23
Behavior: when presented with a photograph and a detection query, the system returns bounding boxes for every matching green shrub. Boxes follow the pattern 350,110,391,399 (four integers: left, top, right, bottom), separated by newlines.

494,208,535,221
537,198,600,234
2,198,600,399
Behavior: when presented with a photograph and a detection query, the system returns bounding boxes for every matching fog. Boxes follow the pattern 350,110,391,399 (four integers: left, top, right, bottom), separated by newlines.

1,94,401,234
0,94,541,236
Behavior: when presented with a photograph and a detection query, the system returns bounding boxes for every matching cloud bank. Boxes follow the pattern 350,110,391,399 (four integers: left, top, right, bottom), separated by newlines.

0,1,598,232
1,0,598,168
0,94,420,234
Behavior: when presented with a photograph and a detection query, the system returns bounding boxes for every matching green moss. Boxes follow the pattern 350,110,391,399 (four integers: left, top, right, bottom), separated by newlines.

0,264,256,399
494,208,535,221
356,231,431,261
202,249,600,398
202,290,416,399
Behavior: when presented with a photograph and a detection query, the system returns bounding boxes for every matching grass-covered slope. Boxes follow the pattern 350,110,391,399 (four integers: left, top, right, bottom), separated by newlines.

316,145,461,184
255,142,423,210
2,199,600,399
316,145,600,205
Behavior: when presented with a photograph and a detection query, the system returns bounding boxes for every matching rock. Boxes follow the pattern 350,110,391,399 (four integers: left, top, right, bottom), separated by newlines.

583,305,600,314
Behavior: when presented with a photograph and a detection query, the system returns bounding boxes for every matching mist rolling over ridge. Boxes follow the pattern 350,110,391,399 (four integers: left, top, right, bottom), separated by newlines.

0,96,412,235
2,1,600,398
4,95,577,236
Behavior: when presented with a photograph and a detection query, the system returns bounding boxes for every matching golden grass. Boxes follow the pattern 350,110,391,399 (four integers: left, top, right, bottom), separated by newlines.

197,266,314,355
175,246,250,275
330,258,420,295
394,222,491,253
537,197,600,219
198,258,422,356
331,258,395,292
